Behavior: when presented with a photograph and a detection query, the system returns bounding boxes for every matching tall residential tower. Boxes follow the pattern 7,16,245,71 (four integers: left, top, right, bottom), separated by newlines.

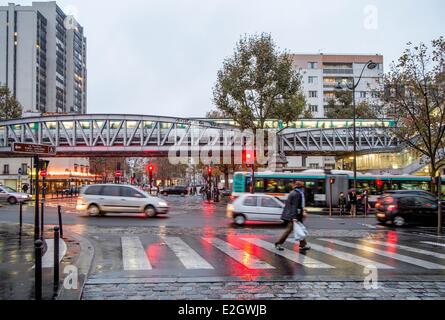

0,1,87,114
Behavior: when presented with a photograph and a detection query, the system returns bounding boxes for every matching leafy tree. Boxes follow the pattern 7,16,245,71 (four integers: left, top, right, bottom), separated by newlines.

325,90,377,119
384,37,445,185
212,33,306,130
0,86,22,120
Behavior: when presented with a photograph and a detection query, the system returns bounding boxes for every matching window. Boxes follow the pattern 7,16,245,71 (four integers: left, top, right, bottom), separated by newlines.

102,186,121,197
21,164,28,175
261,197,281,208
122,187,145,198
308,76,318,84
3,164,9,175
308,62,317,69
243,196,258,207
309,105,318,112
309,163,320,169
84,185,103,195
359,91,367,98
309,91,318,98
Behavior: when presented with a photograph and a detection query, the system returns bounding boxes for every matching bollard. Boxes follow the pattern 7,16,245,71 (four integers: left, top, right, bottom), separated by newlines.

34,240,43,300
19,201,23,237
40,202,45,241
58,205,63,238
53,227,60,295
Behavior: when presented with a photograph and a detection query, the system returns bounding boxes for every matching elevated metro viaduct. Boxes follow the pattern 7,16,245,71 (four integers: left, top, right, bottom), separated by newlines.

0,114,400,158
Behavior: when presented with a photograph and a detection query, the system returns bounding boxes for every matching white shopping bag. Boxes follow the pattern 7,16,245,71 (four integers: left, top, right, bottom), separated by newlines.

293,221,308,241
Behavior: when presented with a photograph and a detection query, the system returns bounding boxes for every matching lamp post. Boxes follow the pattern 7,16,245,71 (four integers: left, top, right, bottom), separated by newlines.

336,60,377,189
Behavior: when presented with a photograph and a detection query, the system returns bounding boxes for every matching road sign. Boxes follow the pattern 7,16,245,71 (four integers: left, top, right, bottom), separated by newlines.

12,143,56,155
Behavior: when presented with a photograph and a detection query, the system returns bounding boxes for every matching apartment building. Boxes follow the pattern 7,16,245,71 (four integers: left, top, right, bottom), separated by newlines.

292,54,384,118
0,1,87,114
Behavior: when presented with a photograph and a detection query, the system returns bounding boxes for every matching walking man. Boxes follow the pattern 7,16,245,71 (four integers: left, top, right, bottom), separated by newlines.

275,181,310,252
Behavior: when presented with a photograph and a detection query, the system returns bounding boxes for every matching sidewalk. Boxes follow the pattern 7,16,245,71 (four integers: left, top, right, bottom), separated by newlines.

0,222,90,300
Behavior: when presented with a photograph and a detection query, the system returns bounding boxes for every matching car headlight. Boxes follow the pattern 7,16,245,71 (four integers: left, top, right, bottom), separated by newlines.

158,201,168,207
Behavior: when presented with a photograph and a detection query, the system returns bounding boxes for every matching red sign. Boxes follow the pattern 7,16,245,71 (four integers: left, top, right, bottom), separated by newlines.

40,169,47,177
115,170,122,177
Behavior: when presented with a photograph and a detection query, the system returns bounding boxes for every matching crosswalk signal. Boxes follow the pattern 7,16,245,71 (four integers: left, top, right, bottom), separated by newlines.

329,178,336,185
243,149,255,166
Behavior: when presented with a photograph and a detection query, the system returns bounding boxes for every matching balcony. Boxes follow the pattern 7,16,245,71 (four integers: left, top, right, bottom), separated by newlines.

323,68,353,75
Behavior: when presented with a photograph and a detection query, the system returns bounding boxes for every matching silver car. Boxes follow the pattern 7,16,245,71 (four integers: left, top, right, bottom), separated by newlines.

0,185,32,205
76,184,169,217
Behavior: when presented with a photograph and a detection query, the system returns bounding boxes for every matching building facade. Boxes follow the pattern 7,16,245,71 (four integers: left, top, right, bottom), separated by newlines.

291,54,384,118
0,1,87,114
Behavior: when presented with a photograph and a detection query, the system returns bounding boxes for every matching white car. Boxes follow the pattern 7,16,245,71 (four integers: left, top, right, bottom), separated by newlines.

227,194,285,225
0,185,32,204
76,184,169,217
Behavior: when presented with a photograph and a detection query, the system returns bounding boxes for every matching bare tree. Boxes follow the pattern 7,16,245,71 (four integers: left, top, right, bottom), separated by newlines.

384,37,445,185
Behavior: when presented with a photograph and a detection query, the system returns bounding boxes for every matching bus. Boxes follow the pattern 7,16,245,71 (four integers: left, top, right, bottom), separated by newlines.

232,170,443,207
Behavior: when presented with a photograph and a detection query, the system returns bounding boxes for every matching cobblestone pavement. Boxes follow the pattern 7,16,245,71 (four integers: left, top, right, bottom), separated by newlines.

82,280,445,300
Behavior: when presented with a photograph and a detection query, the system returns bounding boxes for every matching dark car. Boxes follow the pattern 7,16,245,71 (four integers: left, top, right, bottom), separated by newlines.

161,186,188,196
383,190,438,201
375,194,443,227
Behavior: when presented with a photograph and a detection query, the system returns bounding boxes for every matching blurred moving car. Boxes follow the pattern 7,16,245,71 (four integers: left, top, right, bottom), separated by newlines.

383,190,440,201
160,185,188,196
76,184,169,217
227,194,285,225
375,194,443,227
0,185,32,204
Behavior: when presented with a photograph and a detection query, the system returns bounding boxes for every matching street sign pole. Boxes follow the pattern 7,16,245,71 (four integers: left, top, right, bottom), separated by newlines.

34,155,40,241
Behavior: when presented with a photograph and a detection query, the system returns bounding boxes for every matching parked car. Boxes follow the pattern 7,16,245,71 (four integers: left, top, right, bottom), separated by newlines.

76,184,169,217
160,186,188,196
227,194,285,226
0,185,32,204
375,194,444,227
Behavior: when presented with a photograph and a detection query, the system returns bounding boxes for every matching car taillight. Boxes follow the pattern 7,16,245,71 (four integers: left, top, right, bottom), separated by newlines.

387,204,397,211
384,197,394,204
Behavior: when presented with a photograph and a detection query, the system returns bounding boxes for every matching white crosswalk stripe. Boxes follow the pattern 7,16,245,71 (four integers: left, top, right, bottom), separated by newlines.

319,239,445,270
163,237,214,269
365,240,445,260
421,241,445,248
242,238,334,269
296,242,394,269
202,237,275,269
121,237,152,271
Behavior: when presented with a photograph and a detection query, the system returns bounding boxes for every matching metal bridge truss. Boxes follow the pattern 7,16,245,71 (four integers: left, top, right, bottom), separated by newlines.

0,115,399,157
279,127,399,155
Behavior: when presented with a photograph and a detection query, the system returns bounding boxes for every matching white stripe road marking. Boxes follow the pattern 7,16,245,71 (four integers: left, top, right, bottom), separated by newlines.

365,240,445,260
121,237,152,271
33,239,67,269
319,239,445,270
163,237,214,269
202,238,275,269
242,238,334,269
421,241,445,248
296,242,394,269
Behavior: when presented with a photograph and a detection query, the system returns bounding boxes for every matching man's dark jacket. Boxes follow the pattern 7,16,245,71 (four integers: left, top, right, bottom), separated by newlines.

281,189,303,222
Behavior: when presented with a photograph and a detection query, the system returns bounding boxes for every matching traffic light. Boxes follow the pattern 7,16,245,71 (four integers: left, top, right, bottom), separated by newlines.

147,164,154,187
329,178,336,185
243,149,255,166
376,179,383,187
207,166,212,176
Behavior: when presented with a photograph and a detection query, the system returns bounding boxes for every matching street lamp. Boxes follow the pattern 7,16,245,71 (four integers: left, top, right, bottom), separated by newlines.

336,60,377,189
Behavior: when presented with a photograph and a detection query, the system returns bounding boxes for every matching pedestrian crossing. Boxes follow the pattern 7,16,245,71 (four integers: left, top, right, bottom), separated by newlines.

104,235,445,273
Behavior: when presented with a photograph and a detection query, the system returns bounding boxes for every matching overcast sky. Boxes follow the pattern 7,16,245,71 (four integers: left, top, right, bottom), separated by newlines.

31,0,445,117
